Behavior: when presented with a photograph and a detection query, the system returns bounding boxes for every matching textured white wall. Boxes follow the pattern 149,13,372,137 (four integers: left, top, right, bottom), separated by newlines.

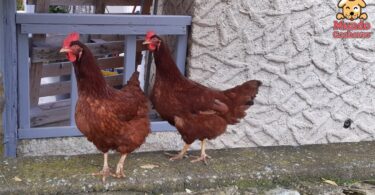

162,0,375,147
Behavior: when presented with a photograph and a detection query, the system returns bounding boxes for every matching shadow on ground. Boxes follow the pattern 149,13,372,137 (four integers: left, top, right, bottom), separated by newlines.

0,142,375,194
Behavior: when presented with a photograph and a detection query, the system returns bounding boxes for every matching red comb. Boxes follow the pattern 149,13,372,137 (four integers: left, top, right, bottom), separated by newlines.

146,31,156,39
63,32,80,48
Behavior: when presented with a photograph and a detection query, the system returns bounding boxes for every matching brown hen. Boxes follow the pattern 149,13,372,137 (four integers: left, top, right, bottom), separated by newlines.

60,33,150,181
144,31,261,164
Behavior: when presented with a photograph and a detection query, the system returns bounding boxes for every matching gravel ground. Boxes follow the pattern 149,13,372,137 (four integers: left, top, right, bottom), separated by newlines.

0,142,375,194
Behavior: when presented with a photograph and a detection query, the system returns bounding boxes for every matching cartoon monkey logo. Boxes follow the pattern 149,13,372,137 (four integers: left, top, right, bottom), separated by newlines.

336,0,368,21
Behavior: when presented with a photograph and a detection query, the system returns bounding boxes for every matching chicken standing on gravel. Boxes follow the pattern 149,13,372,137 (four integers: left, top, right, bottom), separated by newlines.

60,33,150,181
143,31,262,164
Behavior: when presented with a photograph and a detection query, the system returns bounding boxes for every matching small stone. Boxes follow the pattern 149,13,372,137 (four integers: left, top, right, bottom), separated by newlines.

13,176,22,182
265,188,300,195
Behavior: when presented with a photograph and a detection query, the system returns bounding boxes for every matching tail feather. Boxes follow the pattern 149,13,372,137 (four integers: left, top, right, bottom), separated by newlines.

224,80,262,124
127,71,140,87
121,71,142,93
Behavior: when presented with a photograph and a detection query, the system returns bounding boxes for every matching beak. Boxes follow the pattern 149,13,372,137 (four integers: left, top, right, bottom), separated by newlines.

59,48,71,53
142,40,151,45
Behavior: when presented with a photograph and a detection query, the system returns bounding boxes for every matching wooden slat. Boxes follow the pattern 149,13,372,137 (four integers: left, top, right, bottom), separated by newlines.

31,104,70,127
28,0,152,6
105,74,125,85
94,0,105,14
42,56,124,77
39,74,123,97
16,14,192,26
90,35,124,42
31,41,124,63
30,99,71,127
98,56,124,69
29,62,43,106
38,99,70,110
39,80,70,97
42,62,71,77
29,0,50,107
21,24,187,36
19,121,176,139
35,0,49,13
19,126,81,138
141,0,152,14
32,0,49,40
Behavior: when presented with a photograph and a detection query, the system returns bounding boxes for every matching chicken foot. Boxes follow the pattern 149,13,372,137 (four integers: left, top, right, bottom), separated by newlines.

191,139,211,165
112,154,127,178
92,153,113,182
167,144,191,161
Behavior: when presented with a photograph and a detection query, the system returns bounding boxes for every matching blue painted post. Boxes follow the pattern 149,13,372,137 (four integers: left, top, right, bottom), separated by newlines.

124,35,137,83
0,1,4,74
70,67,77,126
2,0,18,157
175,34,188,75
17,30,30,130
0,0,4,155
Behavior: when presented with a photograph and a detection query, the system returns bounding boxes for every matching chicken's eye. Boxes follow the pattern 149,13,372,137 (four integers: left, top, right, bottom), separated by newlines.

70,45,82,54
152,37,159,43
72,45,80,49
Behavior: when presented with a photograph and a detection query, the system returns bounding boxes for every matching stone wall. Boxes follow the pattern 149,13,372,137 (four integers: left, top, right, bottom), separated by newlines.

161,0,375,147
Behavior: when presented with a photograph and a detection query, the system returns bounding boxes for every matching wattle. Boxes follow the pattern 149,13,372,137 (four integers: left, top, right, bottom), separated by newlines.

67,52,76,62
148,44,156,51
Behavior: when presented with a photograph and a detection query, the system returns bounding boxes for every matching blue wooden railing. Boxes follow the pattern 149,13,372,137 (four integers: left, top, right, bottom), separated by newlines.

11,13,191,155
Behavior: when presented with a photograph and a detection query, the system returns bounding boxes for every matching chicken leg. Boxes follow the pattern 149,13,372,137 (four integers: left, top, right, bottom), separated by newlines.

113,154,127,178
92,152,112,182
168,144,191,161
191,139,211,165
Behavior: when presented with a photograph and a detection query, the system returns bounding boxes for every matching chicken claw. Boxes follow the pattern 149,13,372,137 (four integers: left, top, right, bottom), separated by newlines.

168,153,186,161
190,154,212,165
92,166,112,182
92,153,113,182
112,168,125,178
165,144,191,161
112,154,127,178
190,139,211,165
165,151,188,161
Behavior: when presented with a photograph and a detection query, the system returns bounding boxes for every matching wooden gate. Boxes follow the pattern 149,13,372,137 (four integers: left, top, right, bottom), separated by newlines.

3,10,191,156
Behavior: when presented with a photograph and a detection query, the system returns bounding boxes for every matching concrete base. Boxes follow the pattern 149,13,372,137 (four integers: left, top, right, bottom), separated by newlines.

18,132,187,156
18,130,258,157
2,142,375,194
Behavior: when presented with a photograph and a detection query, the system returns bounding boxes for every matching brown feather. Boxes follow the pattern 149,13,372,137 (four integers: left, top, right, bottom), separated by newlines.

149,36,261,145
72,41,150,154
